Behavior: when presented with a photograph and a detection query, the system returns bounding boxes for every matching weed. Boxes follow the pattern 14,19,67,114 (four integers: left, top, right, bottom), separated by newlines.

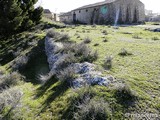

83,37,92,44
57,66,77,82
0,72,24,91
103,56,113,70
72,86,111,120
114,83,138,104
59,33,70,42
0,88,23,118
94,43,99,46
152,36,159,40
118,48,132,56
103,39,108,42
132,34,142,39
102,30,108,35
46,29,59,38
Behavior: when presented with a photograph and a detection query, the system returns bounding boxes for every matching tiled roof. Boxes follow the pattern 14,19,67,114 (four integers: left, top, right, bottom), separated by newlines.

44,9,51,13
73,0,118,11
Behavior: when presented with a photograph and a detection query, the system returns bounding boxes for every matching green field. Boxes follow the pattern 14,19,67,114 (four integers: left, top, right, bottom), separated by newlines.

0,22,160,119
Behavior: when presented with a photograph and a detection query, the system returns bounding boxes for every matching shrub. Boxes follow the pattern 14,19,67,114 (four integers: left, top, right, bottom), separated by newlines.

114,83,138,103
57,66,77,82
132,34,142,39
73,98,111,120
72,87,111,120
83,37,92,44
118,48,132,56
102,30,108,35
152,36,159,40
94,43,99,46
103,56,113,70
92,24,97,28
61,30,64,32
82,30,86,33
59,33,70,42
0,72,24,91
12,55,29,70
54,53,76,71
74,43,98,63
46,29,59,38
77,35,81,39
103,39,108,42
0,88,23,118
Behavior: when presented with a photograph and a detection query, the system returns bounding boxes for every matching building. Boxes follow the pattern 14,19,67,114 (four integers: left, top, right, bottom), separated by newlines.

59,12,73,23
60,0,145,24
43,9,59,21
44,9,53,19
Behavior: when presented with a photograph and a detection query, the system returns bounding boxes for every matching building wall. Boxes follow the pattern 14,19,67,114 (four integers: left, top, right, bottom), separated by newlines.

61,0,145,24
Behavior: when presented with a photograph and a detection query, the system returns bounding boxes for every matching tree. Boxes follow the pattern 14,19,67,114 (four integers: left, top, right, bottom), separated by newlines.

0,0,43,35
0,0,24,34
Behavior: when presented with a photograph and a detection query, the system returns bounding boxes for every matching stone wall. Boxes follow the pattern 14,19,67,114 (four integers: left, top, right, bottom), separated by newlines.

67,0,145,24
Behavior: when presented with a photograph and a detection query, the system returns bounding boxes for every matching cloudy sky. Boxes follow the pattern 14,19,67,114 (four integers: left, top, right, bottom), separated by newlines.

36,0,160,13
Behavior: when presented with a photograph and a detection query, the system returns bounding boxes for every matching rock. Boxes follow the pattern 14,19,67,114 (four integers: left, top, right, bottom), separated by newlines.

45,36,115,88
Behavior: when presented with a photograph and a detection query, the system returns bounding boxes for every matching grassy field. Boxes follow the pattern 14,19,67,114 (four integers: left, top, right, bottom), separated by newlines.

0,22,160,119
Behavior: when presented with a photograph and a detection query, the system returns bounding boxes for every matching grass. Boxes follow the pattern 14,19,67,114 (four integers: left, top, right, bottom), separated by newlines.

0,22,160,119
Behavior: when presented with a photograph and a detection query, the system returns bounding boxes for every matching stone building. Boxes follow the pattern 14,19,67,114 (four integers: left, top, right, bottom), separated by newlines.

44,9,53,19
60,0,145,24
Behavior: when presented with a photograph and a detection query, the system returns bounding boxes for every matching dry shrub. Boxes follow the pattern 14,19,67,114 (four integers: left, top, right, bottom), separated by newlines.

0,72,24,91
57,66,77,82
118,48,132,56
103,56,113,70
0,88,23,118
83,37,92,44
72,86,111,120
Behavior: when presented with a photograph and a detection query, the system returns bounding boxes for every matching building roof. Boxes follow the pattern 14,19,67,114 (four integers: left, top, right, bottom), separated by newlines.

73,0,117,11
44,9,51,14
59,12,72,17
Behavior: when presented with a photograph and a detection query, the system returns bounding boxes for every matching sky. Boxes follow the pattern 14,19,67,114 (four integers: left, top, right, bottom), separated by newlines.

36,0,160,13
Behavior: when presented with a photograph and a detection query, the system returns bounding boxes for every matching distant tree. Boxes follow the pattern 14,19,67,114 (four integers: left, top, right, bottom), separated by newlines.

0,0,43,35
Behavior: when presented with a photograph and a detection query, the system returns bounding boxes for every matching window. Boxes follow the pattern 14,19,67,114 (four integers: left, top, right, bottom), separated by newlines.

86,9,88,12
79,10,81,13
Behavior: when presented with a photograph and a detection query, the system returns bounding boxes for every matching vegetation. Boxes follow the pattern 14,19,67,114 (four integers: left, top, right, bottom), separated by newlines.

0,22,160,119
0,0,43,35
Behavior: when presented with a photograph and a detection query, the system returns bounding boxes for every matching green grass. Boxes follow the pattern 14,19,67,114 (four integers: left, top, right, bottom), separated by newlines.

0,23,160,119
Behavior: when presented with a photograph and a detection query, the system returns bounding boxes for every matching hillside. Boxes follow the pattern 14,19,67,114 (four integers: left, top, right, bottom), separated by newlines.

0,21,160,119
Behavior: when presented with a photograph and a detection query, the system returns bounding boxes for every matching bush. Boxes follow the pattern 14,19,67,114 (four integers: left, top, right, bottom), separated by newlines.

73,98,110,120
54,53,76,71
102,30,108,35
12,55,29,70
59,33,70,42
61,30,64,32
83,37,92,44
0,88,23,118
152,36,159,40
46,29,59,38
114,83,138,103
72,87,111,120
94,43,99,46
74,43,98,63
57,66,77,82
132,34,142,39
103,39,108,42
0,72,24,91
92,24,97,28
82,30,86,33
103,56,113,70
118,48,132,56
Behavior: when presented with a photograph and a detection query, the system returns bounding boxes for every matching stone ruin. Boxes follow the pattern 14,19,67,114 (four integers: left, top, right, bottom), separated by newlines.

45,36,115,87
